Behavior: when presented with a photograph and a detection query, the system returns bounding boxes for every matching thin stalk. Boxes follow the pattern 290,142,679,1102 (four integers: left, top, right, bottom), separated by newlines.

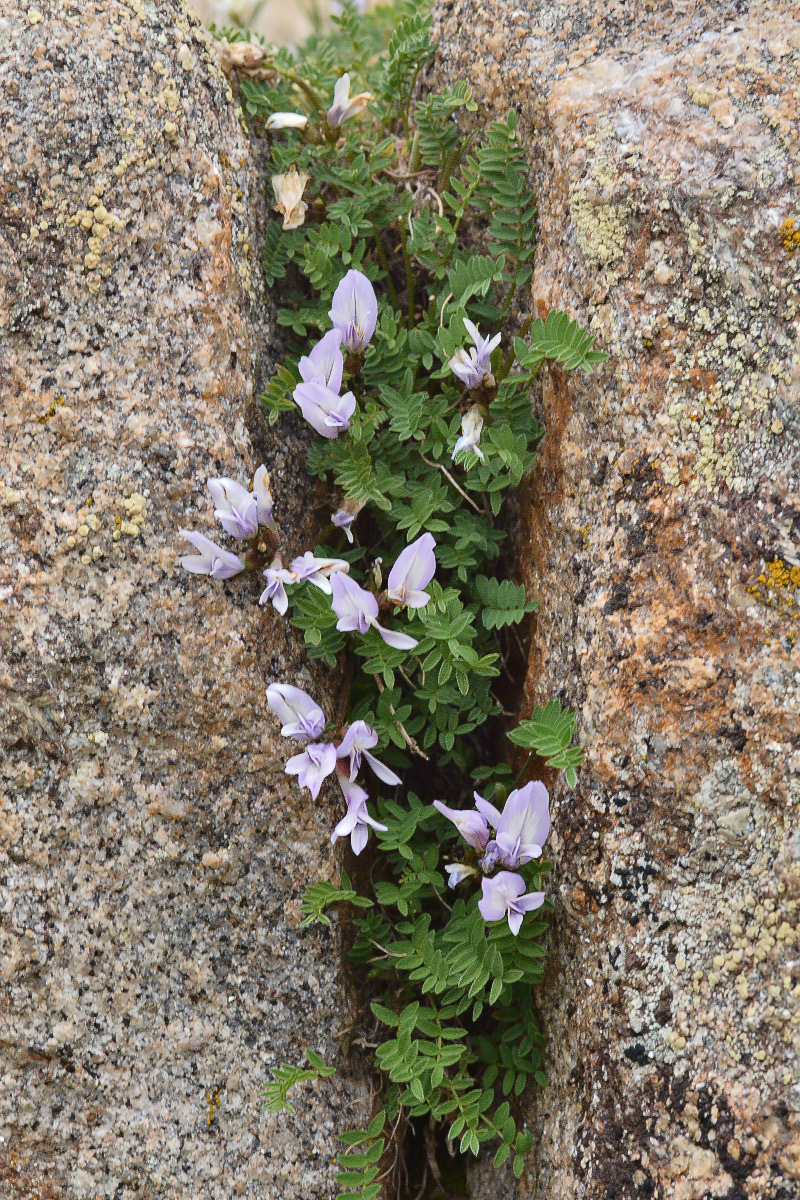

398,219,416,328
372,225,400,309
267,61,326,119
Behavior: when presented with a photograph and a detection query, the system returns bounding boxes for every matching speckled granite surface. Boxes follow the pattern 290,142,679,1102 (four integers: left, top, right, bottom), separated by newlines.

0,2,363,1196
432,2,800,1197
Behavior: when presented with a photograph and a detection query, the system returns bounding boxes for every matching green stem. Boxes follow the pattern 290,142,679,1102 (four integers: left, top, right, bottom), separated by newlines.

372,226,400,309
496,313,534,384
267,61,326,119
398,219,416,329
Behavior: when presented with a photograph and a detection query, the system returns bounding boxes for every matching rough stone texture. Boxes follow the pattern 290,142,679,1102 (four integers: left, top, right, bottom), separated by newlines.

433,1,800,1196
0,2,362,1196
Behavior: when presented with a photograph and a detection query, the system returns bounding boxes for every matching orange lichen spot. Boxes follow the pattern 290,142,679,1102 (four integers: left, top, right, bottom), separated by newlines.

780,217,800,257
748,557,800,620
38,394,66,424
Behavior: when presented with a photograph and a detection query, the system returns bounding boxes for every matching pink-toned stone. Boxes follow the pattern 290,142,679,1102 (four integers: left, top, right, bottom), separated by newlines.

434,0,800,1195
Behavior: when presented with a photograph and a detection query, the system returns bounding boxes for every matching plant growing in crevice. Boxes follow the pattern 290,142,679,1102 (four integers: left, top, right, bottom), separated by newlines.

193,2,606,1194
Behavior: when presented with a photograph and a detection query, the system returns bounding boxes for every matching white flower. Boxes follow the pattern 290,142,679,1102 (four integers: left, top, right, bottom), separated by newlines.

327,73,374,127
452,406,485,461
266,112,308,130
272,168,309,231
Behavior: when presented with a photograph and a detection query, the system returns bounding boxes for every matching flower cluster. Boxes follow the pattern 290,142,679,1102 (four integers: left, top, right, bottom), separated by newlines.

266,683,396,855
433,781,550,935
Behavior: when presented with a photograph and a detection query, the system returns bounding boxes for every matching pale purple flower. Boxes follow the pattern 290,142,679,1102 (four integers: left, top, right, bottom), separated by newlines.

448,319,501,389
266,683,325,742
327,74,374,128
452,406,485,462
290,552,350,595
179,530,245,580
432,800,491,851
294,380,356,439
337,720,401,786
329,269,378,353
445,863,477,889
386,533,437,609
285,741,337,800
330,573,418,650
298,329,344,393
331,0,368,13
331,770,387,855
266,112,308,130
474,781,550,869
259,555,296,614
478,871,545,936
207,477,258,539
332,508,355,543
253,465,278,532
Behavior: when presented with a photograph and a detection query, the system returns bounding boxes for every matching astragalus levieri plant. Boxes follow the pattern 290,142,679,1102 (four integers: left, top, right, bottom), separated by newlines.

195,1,606,1192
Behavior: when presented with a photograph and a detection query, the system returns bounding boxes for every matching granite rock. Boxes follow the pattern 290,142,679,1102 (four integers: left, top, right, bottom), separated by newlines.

433,1,800,1196
0,2,363,1196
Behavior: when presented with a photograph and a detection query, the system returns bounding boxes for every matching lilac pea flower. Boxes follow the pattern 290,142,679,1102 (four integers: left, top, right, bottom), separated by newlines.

253,465,278,532
298,329,344,394
448,319,502,390
285,741,337,800
179,530,245,580
478,871,545,936
207,477,259,539
432,800,491,851
445,863,477,889
266,683,325,742
294,380,356,439
330,573,418,650
332,508,355,543
337,720,402,786
386,532,437,609
290,552,350,595
475,781,550,869
452,406,485,462
329,269,378,353
331,770,388,856
327,73,374,128
259,555,296,615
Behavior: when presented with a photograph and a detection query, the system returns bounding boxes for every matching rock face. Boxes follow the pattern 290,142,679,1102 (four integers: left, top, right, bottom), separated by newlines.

0,2,361,1196
433,1,800,1196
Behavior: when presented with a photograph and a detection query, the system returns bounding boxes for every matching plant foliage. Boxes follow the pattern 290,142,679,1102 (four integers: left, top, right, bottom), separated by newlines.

215,0,604,1189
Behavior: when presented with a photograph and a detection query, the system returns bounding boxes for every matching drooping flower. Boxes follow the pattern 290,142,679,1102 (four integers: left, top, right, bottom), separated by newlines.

266,683,325,742
253,465,278,532
259,555,296,614
290,552,350,595
478,871,545,935
327,73,374,127
179,530,245,580
386,533,437,609
266,112,309,130
329,269,378,353
474,781,550,869
448,319,501,389
332,508,355,543
298,329,344,394
337,720,402,786
432,800,491,851
207,477,259,539
331,770,388,855
445,863,477,889
272,168,309,231
330,573,418,650
452,406,485,462
285,741,337,800
294,381,356,439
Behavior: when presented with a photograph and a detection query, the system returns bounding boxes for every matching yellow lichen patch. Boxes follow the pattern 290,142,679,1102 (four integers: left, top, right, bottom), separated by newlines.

781,218,800,257
38,395,66,424
748,557,800,620
120,492,147,538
